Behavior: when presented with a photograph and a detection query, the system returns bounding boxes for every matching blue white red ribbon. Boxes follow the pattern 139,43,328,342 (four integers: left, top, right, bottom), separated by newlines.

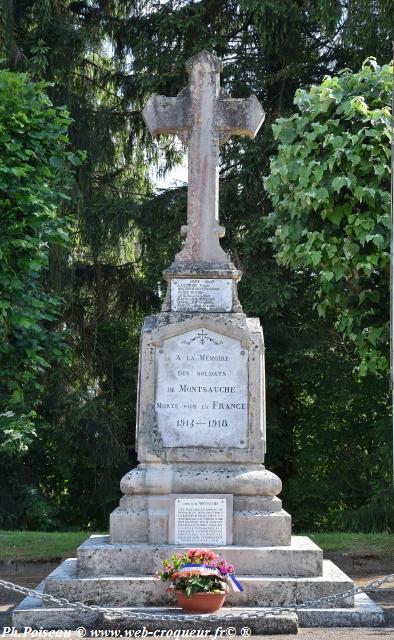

227,574,243,592
178,563,244,593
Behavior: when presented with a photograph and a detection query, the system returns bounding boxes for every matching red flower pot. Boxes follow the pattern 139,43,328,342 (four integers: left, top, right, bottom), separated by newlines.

175,591,227,613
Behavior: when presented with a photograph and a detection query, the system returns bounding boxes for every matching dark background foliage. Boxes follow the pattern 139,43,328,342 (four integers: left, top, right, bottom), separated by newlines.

0,0,392,531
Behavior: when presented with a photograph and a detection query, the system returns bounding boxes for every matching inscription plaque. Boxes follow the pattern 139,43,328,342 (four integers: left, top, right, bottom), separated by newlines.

171,279,232,312
155,328,248,448
169,494,233,545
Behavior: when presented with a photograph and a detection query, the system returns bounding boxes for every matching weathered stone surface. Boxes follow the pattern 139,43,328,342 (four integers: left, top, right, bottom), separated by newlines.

234,510,291,546
162,265,243,312
155,327,248,448
12,584,385,631
101,609,299,635
12,580,98,630
119,464,282,496
109,499,290,545
217,94,265,139
77,535,323,577
142,94,189,138
233,495,282,511
44,559,354,609
297,593,385,627
117,494,284,516
142,51,264,266
133,313,267,464
111,427,288,544
171,278,233,312
163,261,242,279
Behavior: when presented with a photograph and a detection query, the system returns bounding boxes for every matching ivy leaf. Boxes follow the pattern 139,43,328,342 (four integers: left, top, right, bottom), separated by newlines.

265,60,392,375
332,176,352,193
310,251,322,266
326,208,344,225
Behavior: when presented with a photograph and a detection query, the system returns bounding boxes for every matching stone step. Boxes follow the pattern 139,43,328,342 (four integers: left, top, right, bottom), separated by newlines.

12,581,384,631
100,610,299,635
44,558,354,608
77,534,323,577
99,594,385,631
296,593,385,627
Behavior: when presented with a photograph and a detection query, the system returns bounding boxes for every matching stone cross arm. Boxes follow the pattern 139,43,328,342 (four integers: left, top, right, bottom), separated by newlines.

143,90,264,142
142,95,189,138
217,94,264,140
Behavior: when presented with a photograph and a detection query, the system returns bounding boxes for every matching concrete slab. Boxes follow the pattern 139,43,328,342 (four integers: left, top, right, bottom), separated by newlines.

77,535,323,577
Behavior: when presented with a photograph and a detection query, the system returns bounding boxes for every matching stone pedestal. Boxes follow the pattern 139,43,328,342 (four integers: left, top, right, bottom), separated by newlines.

108,308,291,548
12,296,385,630
11,269,385,631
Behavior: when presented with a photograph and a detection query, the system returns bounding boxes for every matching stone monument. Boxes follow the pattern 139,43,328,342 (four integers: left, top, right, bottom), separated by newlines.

110,49,288,549
13,51,384,634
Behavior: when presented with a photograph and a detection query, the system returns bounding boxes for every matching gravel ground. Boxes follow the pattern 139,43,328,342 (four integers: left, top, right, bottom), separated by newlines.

0,570,393,639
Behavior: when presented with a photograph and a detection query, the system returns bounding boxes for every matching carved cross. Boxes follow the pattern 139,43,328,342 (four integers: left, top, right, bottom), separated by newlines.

142,50,265,265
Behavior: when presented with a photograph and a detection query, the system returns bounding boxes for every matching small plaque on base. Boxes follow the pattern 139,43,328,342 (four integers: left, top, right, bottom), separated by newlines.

171,279,232,312
169,493,233,545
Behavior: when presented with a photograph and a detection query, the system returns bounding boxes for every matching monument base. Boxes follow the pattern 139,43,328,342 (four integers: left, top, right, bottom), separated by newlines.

11,535,385,631
110,500,291,546
12,587,384,633
77,534,323,576
41,559,354,608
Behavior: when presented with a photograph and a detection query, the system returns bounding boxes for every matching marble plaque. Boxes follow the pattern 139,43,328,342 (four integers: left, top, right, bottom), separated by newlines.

171,279,232,312
169,494,233,545
155,328,248,448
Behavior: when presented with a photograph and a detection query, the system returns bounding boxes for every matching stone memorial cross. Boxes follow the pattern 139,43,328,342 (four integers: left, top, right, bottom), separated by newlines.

142,50,265,265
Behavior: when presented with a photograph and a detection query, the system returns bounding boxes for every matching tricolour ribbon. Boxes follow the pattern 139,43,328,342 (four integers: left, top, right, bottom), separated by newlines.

178,563,244,592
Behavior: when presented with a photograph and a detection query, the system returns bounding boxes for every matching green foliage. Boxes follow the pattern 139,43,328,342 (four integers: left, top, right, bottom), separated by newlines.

265,60,393,376
0,1,155,530
182,575,225,598
277,335,392,531
0,69,79,452
334,487,394,533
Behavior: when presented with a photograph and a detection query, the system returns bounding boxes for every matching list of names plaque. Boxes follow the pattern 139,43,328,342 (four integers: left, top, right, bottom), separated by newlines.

171,279,232,312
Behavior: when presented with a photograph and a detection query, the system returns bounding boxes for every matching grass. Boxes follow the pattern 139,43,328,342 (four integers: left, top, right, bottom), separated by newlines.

0,531,393,561
305,532,394,555
0,530,97,561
